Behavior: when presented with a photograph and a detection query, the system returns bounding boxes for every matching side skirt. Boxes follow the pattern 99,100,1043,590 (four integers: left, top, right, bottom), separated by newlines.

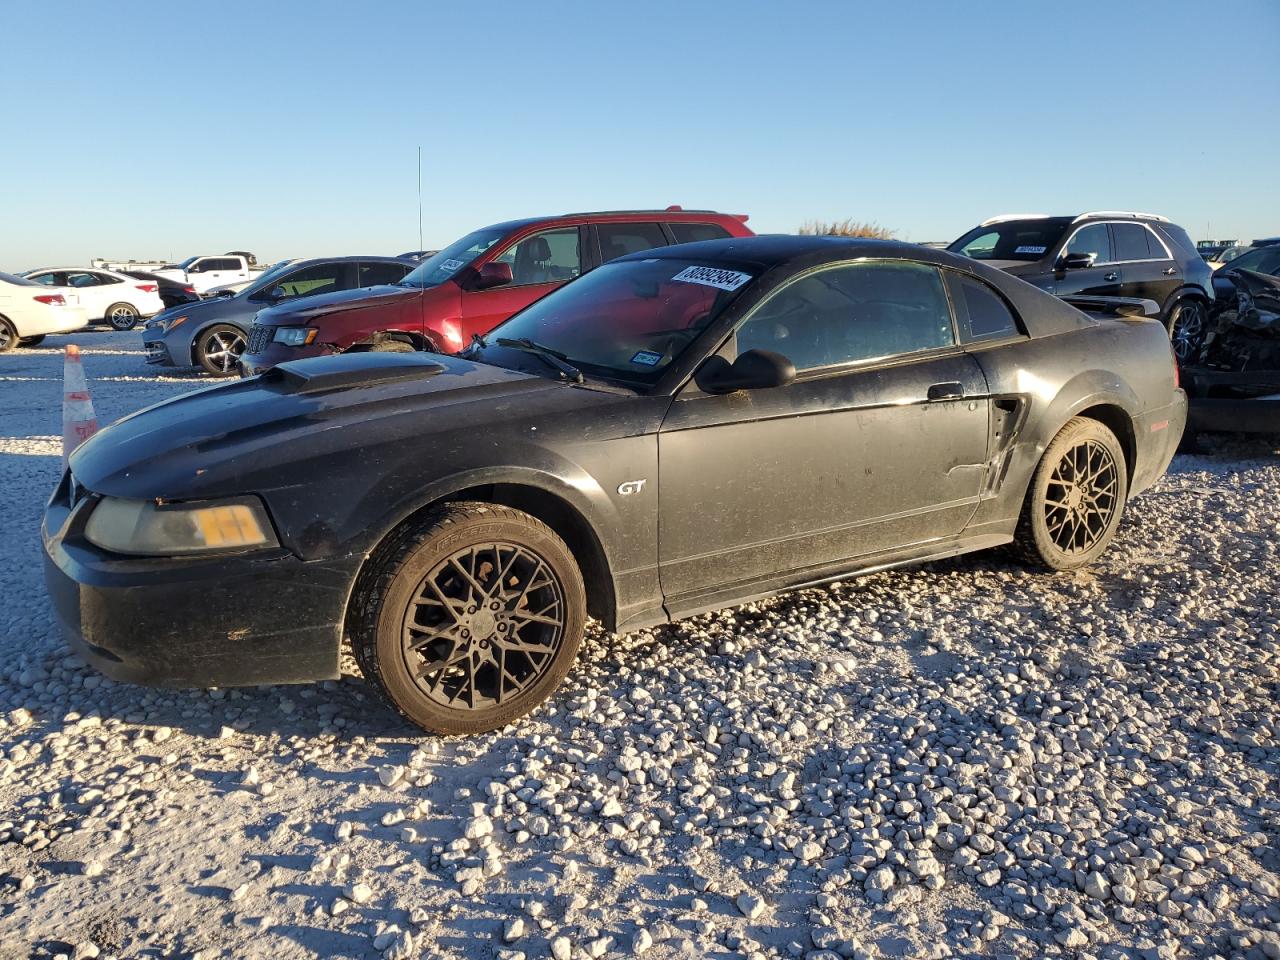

614,529,1014,634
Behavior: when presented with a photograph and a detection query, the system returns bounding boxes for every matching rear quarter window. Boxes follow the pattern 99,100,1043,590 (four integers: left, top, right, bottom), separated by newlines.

668,222,732,244
946,272,1023,343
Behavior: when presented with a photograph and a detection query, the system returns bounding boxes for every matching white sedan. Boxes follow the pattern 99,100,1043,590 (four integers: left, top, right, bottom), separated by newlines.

22,266,165,330
0,272,89,351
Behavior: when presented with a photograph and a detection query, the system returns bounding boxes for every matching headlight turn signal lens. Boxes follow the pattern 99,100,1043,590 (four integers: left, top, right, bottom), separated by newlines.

84,496,279,556
272,326,318,347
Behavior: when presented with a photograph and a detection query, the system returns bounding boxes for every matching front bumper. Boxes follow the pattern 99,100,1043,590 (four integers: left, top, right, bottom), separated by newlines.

42,473,359,687
141,325,177,365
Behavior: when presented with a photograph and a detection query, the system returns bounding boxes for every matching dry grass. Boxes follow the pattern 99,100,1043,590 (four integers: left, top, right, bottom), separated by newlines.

797,218,895,239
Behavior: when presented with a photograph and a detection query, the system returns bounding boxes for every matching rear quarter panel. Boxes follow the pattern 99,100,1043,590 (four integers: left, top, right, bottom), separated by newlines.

966,316,1182,532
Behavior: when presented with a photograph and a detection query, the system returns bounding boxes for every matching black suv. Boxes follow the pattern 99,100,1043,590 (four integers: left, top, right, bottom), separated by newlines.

949,212,1213,361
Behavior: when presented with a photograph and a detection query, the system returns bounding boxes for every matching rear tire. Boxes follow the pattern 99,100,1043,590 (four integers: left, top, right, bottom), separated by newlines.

351,503,586,735
194,324,247,376
1166,298,1207,364
1012,417,1128,571
0,316,16,353
106,302,140,331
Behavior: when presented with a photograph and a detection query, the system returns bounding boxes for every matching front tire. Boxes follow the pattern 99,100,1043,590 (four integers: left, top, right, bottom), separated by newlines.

106,302,141,331
352,503,586,735
19,335,46,347
1013,417,1128,571
194,324,247,376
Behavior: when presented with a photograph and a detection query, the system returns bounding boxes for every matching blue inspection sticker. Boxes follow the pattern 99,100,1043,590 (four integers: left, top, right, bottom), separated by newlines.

630,350,663,367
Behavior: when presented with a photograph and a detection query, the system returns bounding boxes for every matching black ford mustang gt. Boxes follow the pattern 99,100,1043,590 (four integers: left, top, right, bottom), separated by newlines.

43,236,1186,734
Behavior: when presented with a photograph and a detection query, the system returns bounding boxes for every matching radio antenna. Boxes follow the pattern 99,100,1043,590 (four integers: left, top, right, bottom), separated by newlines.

417,145,424,254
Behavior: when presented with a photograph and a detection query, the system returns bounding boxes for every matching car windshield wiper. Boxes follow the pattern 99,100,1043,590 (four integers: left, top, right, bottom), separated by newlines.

495,337,584,384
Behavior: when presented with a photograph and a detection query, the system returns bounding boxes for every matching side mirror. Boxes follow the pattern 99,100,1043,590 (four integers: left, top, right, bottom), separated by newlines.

473,261,513,290
268,286,288,302
694,349,796,394
1059,252,1096,270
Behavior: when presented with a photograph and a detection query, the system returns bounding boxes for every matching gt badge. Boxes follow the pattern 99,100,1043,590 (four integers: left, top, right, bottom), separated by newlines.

617,479,647,496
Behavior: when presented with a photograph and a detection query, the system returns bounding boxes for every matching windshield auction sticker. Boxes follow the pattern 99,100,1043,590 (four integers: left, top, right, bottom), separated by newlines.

672,265,752,291
440,258,464,272
1014,245,1046,255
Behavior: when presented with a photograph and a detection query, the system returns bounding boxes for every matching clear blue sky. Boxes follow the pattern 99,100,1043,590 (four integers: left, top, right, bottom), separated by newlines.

3,0,1277,269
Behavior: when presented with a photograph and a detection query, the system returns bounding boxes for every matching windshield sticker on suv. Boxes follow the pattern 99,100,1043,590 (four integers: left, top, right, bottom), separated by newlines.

672,265,752,291
440,258,464,272
630,350,664,367
1014,245,1046,255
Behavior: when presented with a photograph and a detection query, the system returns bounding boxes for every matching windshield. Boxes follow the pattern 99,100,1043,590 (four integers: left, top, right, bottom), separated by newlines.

949,219,1072,262
398,227,508,289
465,258,754,385
0,271,40,286
1224,247,1280,276
238,259,297,297
177,256,198,269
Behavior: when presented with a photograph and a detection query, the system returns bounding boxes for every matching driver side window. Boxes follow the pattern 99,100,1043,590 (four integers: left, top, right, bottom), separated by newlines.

495,228,581,286
733,261,955,371
1065,224,1112,263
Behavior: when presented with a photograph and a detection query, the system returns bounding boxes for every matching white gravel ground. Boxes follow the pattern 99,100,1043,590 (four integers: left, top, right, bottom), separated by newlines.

1,330,1278,960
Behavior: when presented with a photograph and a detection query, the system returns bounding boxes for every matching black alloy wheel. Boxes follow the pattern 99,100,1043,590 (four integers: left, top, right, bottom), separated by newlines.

1013,417,1128,571
403,541,568,710
353,502,586,735
1042,437,1120,556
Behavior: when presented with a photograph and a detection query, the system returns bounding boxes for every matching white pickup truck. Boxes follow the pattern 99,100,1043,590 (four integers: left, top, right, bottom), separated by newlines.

149,254,264,295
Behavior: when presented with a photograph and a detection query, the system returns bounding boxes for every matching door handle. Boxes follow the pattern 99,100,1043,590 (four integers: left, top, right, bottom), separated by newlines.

1163,267,1176,275
927,381,965,401
1104,272,1119,282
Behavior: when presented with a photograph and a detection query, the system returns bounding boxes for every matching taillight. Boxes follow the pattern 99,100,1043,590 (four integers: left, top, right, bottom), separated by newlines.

182,286,195,293
34,294,65,306
135,283,158,293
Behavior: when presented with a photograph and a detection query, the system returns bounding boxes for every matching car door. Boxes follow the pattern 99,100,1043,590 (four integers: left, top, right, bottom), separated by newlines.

64,271,112,318
459,226,585,338
1114,222,1181,308
657,259,990,607
1052,222,1122,297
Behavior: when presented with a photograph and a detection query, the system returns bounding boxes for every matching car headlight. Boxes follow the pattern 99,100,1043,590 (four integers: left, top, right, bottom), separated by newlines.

162,314,188,331
272,326,318,347
84,496,279,556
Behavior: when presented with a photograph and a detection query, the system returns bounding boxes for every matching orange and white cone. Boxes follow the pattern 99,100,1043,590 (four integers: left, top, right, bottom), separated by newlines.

62,344,99,463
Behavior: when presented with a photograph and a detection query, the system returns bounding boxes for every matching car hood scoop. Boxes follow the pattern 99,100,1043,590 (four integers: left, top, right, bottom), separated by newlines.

259,352,446,394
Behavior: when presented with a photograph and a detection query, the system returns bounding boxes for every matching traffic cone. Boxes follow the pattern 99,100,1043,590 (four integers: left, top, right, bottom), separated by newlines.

63,344,99,463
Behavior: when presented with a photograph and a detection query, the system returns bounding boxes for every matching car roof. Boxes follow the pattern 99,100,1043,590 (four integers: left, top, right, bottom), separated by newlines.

477,209,747,234
613,234,958,271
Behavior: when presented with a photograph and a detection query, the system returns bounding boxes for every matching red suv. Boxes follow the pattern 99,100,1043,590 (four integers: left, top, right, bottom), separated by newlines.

238,207,752,374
